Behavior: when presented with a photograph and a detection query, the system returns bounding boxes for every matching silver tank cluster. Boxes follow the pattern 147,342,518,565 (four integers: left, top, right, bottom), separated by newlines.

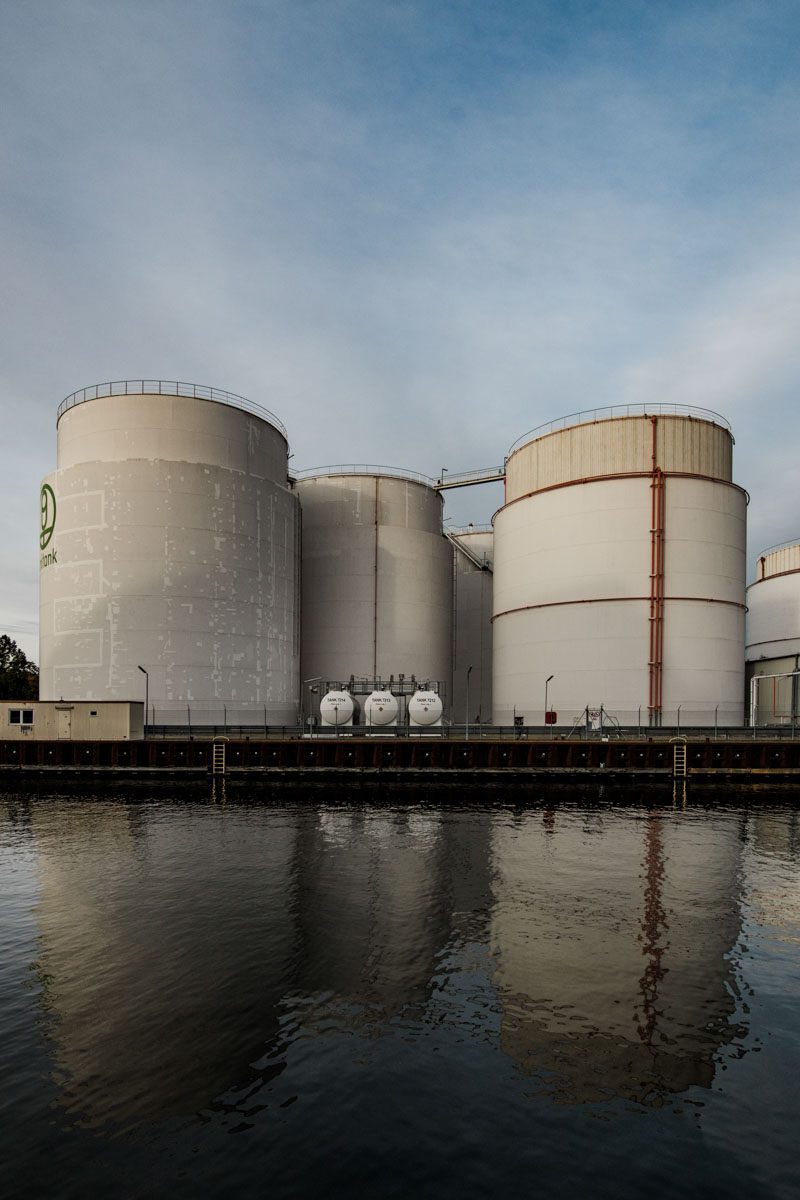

39,386,751,730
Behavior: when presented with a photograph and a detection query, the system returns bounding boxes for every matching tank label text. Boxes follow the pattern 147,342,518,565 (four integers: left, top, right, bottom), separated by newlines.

40,484,56,550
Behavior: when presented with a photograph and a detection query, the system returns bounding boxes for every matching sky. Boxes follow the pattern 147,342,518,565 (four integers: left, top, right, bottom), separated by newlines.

2,0,800,661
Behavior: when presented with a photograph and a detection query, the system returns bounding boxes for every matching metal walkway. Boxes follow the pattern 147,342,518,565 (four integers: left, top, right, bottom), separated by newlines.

435,466,505,490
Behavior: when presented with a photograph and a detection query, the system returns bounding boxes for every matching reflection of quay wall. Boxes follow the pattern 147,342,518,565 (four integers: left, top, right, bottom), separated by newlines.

490,811,744,1103
32,804,300,1126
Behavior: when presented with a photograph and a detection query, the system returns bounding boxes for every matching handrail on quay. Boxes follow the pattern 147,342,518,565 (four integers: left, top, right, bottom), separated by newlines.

56,380,288,440
138,723,800,742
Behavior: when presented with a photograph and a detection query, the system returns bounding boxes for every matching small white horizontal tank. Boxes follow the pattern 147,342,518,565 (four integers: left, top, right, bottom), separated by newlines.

319,690,356,726
408,690,443,727
363,691,399,726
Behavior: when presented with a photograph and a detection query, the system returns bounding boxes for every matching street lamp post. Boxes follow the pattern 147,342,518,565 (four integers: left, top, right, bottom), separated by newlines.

137,665,149,738
544,674,554,734
465,665,473,741
302,677,322,737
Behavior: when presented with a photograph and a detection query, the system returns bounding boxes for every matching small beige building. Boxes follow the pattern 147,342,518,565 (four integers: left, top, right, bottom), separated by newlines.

2,700,144,740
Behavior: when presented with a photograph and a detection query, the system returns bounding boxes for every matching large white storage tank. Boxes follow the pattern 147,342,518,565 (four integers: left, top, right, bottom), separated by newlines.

492,407,747,727
746,542,800,725
295,468,453,710
39,381,300,725
450,525,493,726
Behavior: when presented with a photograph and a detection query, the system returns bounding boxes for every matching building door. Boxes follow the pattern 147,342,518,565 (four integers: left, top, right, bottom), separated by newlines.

57,708,72,739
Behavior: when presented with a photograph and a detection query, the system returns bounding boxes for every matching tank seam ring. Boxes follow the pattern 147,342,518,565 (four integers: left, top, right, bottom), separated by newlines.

748,567,800,586
498,471,747,511
746,635,800,649
492,595,746,622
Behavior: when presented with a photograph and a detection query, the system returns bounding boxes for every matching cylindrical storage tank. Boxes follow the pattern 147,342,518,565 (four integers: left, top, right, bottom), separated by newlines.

451,526,493,726
319,690,356,726
493,408,747,727
363,690,399,727
295,469,453,711
745,542,800,725
408,690,443,727
39,382,300,725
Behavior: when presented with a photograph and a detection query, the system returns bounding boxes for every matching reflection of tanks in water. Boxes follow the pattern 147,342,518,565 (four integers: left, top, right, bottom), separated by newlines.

292,807,495,1026
294,808,447,1020
30,802,301,1128
490,810,745,1104
745,810,800,936
748,810,800,861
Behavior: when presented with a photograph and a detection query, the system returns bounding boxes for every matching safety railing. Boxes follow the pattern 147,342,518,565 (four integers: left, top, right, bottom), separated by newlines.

137,722,800,742
435,466,505,488
291,464,439,487
755,538,800,559
507,403,732,456
56,380,288,440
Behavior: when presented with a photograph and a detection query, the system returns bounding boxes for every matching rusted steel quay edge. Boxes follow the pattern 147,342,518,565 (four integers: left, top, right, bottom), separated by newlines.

3,737,800,784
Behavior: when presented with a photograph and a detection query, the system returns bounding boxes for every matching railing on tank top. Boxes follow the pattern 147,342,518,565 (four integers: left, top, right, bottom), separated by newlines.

291,464,505,490
56,380,288,440
507,402,733,457
291,463,440,487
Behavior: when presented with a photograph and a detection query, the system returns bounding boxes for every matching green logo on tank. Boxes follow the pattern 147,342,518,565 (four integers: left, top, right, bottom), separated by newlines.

40,484,56,550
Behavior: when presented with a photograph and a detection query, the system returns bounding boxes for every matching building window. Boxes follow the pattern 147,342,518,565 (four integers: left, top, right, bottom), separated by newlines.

9,709,34,725
90,710,97,717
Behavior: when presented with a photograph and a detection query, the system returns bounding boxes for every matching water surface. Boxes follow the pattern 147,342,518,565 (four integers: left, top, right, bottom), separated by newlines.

2,787,799,1198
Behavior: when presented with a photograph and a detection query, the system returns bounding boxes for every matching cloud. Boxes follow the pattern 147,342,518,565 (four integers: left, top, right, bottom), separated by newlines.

3,0,800,646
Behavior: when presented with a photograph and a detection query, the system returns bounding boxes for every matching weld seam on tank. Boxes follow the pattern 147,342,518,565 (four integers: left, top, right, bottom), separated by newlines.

747,636,800,650
499,471,748,511
492,596,746,622
747,568,800,587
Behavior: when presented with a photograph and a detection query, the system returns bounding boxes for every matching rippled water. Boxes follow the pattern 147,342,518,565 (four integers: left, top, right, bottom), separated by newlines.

2,786,799,1199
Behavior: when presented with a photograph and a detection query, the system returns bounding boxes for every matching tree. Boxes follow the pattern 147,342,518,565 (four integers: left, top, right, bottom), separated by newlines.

0,635,39,700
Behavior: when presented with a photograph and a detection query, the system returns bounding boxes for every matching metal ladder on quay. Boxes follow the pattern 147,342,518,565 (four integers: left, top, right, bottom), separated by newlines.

671,737,687,779
212,737,227,776
670,737,688,808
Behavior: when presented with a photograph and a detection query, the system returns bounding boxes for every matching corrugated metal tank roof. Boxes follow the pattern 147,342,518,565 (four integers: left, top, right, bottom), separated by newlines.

505,415,732,503
756,543,800,579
